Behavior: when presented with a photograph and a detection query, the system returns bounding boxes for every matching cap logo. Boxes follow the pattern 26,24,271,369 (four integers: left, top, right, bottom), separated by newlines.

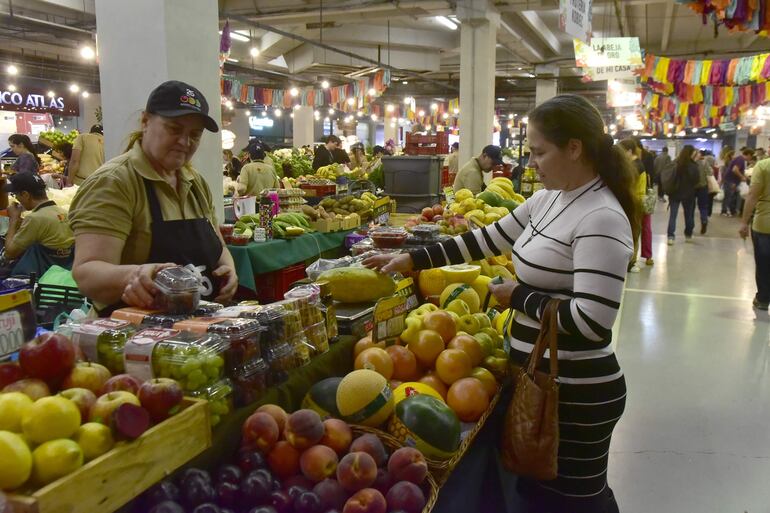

179,89,201,110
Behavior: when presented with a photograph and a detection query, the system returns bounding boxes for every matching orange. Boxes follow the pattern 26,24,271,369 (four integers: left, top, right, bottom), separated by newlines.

417,268,447,298
446,377,489,422
386,345,420,382
354,336,384,358
354,347,394,380
435,349,472,386
447,334,484,367
407,330,445,368
469,367,498,399
418,373,448,400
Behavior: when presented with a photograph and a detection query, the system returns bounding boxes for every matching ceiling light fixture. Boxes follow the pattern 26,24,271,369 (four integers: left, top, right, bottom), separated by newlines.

8,84,16,92
442,113,449,119
371,114,378,121
321,80,330,89
347,98,355,106
402,81,408,85
435,16,458,30
368,88,376,96
261,110,267,117
220,30,250,42
418,110,425,117
274,109,282,117
453,108,459,115
508,114,514,120
69,84,79,93
328,108,334,115
81,90,89,98
290,87,299,97
47,91,56,98
6,65,18,75
250,47,260,57
80,46,95,60
431,103,438,111
226,58,239,63
386,104,395,113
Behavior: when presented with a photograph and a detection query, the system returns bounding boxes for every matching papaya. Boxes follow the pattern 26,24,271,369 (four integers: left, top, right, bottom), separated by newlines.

499,199,521,213
476,190,502,207
317,267,396,303
387,394,461,459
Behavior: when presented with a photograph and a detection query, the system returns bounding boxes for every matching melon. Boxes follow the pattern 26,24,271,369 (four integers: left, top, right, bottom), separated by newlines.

302,377,343,419
392,382,445,405
439,283,481,313
387,394,461,460
336,369,394,427
440,264,481,284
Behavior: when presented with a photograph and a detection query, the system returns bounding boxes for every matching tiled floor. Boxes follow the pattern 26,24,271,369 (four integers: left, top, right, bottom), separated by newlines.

610,200,770,512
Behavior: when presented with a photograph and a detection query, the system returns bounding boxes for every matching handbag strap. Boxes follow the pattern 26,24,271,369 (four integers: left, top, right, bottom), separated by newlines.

525,299,561,379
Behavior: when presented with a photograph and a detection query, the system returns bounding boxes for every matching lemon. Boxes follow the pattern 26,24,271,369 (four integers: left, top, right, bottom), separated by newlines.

73,423,114,461
0,431,32,489
32,439,84,485
22,396,81,444
0,392,34,432
441,264,481,284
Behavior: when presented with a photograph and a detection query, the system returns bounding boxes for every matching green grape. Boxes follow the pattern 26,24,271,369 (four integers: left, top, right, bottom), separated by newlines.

205,366,220,379
188,369,205,383
210,414,221,426
207,355,224,369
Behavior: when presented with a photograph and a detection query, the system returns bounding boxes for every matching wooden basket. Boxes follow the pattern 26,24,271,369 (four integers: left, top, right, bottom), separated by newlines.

424,392,501,486
351,425,439,513
9,398,211,513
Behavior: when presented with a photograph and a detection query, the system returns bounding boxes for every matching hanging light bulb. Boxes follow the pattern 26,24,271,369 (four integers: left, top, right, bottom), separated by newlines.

431,103,438,111
418,110,425,117
290,87,299,97
453,108,459,115
261,110,267,117
274,109,282,117
8,84,16,92
69,84,80,93
328,108,334,115
508,114,514,120
80,46,96,60
371,114,378,121
386,104,395,113
250,47,260,57
346,97,355,106
442,113,449,120
225,100,233,109
321,80,330,89
47,91,56,98
368,88,376,96
357,111,364,118
6,64,18,75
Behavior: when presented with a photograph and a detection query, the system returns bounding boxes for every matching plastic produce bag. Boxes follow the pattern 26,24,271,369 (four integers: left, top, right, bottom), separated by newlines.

306,256,356,281
738,181,750,199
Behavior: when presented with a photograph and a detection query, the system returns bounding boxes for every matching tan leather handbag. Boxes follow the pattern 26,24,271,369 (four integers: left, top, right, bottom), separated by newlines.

500,299,560,481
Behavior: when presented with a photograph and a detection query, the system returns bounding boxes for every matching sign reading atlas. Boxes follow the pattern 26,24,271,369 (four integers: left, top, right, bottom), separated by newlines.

0,81,80,115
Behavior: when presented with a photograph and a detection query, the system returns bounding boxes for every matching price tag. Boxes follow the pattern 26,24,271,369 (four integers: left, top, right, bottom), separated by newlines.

372,295,409,346
0,310,24,357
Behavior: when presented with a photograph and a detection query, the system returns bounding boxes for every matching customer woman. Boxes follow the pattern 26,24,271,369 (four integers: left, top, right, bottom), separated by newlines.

68,80,238,314
620,138,652,270
667,145,700,244
365,94,637,512
8,134,41,174
237,146,280,196
349,143,368,170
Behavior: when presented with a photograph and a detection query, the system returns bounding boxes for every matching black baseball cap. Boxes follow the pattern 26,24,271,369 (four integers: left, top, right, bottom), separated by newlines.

145,80,219,133
3,173,47,194
482,145,504,165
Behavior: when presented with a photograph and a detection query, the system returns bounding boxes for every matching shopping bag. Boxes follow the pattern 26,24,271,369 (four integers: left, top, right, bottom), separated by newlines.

738,181,750,198
642,188,657,214
707,175,720,194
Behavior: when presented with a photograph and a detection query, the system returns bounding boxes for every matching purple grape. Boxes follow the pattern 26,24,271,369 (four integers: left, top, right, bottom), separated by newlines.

287,485,307,502
178,468,212,487
251,468,274,484
215,464,243,485
192,504,222,513
239,474,272,508
143,480,180,507
272,479,282,491
182,475,215,509
248,508,277,513
269,490,293,513
148,501,185,513
238,450,267,473
293,491,321,513
215,481,239,509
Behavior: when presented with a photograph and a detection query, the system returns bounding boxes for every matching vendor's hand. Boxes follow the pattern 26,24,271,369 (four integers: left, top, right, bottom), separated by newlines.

487,278,518,309
7,203,23,221
121,263,175,308
363,253,414,274
213,265,238,304
739,222,750,239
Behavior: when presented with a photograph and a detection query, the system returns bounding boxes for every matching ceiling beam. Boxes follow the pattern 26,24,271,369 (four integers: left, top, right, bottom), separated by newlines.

237,1,450,25
495,0,668,12
311,24,459,52
499,18,544,62
661,1,676,52
518,11,561,54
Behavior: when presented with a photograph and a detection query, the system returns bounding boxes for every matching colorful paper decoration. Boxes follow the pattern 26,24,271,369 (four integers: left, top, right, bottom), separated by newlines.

641,52,770,86
677,0,770,34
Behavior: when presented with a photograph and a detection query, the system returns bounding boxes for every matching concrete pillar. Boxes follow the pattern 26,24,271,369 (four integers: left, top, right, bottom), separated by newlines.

293,106,314,148
535,79,558,106
95,0,223,217
384,112,398,147
227,109,251,153
457,0,499,169
76,93,101,132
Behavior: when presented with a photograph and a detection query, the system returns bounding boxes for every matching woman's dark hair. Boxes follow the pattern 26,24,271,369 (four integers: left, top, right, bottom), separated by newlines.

249,147,266,161
57,142,73,160
8,134,41,164
618,138,639,156
372,145,385,156
90,124,103,134
325,135,341,145
676,145,696,172
528,94,640,241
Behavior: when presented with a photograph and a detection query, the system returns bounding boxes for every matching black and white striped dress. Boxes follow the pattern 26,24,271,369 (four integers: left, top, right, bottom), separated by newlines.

410,177,631,500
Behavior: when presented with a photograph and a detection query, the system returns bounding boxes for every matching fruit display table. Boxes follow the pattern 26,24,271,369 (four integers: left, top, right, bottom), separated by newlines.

227,230,355,291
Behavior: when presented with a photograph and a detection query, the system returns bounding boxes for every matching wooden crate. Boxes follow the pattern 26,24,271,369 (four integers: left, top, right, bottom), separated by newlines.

9,398,211,513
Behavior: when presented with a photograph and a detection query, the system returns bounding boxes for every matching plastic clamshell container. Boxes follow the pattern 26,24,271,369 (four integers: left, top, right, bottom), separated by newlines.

141,313,191,329
282,294,324,329
411,223,441,240
231,358,269,407
71,319,135,373
194,301,224,316
264,341,294,386
172,317,225,335
154,266,201,314
215,305,262,318
111,307,160,326
190,378,234,427
255,303,291,345
287,333,312,367
219,224,235,236
370,227,408,248
305,321,329,356
207,318,263,371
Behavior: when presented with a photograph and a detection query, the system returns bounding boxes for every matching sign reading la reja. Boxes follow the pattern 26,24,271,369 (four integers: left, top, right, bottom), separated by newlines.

0,80,79,116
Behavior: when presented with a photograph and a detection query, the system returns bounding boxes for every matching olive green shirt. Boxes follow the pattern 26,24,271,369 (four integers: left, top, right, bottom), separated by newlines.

237,161,280,196
11,201,74,253
68,143,218,266
453,158,488,195
751,159,770,234
72,133,105,184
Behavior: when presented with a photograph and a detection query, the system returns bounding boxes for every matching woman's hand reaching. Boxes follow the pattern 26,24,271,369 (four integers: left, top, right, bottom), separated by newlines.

362,252,414,274
487,278,518,309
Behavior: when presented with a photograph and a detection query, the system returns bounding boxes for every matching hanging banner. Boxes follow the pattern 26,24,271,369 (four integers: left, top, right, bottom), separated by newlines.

559,0,592,43
574,37,643,68
584,64,642,82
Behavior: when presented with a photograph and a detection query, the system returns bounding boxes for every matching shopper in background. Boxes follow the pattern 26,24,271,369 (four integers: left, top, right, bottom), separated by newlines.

452,145,503,194
445,141,460,176
653,146,671,200
1,173,74,276
667,145,700,245
68,124,104,186
620,138,652,270
222,149,242,180
366,94,636,513
7,134,40,175
699,151,718,224
349,143,368,170
756,147,767,161
68,80,238,313
237,146,280,197
722,147,751,217
312,135,341,170
739,157,770,311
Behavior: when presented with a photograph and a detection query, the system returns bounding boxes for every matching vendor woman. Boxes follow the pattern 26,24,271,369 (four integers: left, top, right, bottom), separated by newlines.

68,80,238,313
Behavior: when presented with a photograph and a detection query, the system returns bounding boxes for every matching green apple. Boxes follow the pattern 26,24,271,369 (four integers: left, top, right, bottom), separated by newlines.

445,299,470,318
458,314,481,335
473,313,492,329
473,333,495,358
479,328,503,349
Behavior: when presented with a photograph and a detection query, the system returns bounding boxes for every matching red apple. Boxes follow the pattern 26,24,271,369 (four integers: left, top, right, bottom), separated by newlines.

101,374,143,395
59,388,97,420
138,378,184,423
0,362,25,389
419,215,432,223
61,362,111,394
2,378,51,400
421,207,434,219
19,332,76,386
432,204,444,216
90,391,140,426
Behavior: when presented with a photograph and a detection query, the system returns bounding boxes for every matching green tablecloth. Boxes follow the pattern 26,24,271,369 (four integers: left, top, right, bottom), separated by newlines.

228,230,354,291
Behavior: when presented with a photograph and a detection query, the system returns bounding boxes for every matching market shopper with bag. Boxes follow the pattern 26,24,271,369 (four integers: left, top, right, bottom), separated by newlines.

68,80,238,314
663,145,700,245
739,157,770,311
620,138,653,270
722,147,751,217
365,94,636,513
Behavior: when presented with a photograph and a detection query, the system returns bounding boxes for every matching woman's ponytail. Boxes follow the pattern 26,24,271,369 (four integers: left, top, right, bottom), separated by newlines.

8,134,41,165
600,143,640,242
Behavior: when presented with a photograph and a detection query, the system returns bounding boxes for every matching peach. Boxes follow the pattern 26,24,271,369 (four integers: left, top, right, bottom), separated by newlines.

300,445,339,482
267,440,301,480
336,452,378,493
386,481,426,513
349,434,388,467
313,478,349,511
320,418,353,455
387,447,428,485
285,409,325,450
256,404,289,435
242,412,280,453
342,488,386,513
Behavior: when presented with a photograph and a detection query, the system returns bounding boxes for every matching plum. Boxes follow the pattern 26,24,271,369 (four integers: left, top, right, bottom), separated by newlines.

313,478,348,511
269,490,293,513
148,501,185,513
248,508,277,513
143,480,180,507
385,482,425,513
238,449,267,473
215,482,238,509
181,475,215,509
294,491,322,513
240,474,272,508
192,504,222,513
214,464,242,485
